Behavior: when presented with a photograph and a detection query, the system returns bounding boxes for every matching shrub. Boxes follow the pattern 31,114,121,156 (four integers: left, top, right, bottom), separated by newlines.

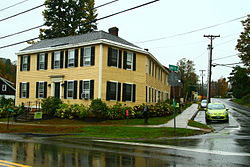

41,97,63,116
106,103,132,120
0,97,14,108
242,94,250,104
89,99,108,119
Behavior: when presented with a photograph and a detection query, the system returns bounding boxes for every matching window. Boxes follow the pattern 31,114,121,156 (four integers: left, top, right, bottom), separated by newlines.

21,55,29,71
54,51,61,69
38,53,45,70
2,84,7,92
68,49,75,67
106,81,121,101
36,82,47,98
79,80,94,100
64,81,77,99
123,51,136,71
108,48,121,68
83,47,91,66
122,83,136,102
20,83,29,98
67,81,74,99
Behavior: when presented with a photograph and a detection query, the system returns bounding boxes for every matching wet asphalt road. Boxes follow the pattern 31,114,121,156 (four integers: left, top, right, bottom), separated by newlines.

0,98,250,167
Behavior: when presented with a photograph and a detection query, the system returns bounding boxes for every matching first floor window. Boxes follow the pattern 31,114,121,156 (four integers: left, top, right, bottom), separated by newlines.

122,83,136,102
20,82,29,98
64,81,77,99
2,84,7,92
106,81,121,101
67,81,74,98
80,80,94,100
36,82,47,98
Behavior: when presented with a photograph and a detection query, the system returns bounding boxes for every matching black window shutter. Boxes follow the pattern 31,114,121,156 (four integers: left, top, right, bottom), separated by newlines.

80,48,84,66
75,49,78,67
118,50,122,68
64,81,67,99
27,56,30,71
106,81,111,100
132,84,136,102
51,52,54,69
91,46,95,66
19,83,22,98
108,48,112,66
37,54,39,70
73,80,77,99
122,83,126,101
79,80,83,99
45,53,48,70
60,51,64,68
146,86,148,102
36,82,38,98
27,83,30,98
117,82,121,101
65,50,68,68
20,56,23,71
90,80,94,99
123,51,127,69
44,82,47,98
133,53,136,71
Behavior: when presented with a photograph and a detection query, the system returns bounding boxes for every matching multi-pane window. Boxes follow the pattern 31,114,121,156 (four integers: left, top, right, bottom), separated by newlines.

108,48,120,67
67,81,74,99
110,82,117,100
54,51,61,69
83,47,91,66
38,53,45,70
20,82,29,98
2,84,7,91
68,49,75,67
122,83,136,102
36,82,47,98
22,55,29,71
126,52,133,70
106,81,121,101
82,81,90,99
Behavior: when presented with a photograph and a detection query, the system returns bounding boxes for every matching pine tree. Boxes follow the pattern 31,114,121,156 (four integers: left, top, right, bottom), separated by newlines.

39,0,97,39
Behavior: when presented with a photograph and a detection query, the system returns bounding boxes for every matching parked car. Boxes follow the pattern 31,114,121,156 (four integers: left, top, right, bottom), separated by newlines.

200,99,208,108
205,103,229,123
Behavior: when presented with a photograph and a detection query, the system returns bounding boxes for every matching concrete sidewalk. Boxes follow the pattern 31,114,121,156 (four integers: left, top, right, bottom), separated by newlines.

158,103,199,129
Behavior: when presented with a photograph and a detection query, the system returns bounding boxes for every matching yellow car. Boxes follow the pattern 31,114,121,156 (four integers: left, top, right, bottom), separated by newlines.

205,103,229,123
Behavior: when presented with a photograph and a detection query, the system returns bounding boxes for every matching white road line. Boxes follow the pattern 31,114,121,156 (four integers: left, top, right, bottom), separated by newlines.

94,140,250,157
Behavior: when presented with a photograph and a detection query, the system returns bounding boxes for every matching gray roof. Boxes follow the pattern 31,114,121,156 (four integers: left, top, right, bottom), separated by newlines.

21,30,140,52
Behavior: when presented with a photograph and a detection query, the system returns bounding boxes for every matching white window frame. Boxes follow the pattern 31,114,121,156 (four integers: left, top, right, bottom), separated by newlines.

83,47,91,66
126,52,133,70
68,49,75,68
109,81,118,101
39,53,45,70
81,80,90,99
38,82,45,98
67,81,74,99
54,51,60,69
22,55,28,71
21,83,27,98
2,84,7,92
123,83,133,102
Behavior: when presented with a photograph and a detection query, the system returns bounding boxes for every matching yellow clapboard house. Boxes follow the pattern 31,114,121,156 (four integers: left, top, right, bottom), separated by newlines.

16,27,170,107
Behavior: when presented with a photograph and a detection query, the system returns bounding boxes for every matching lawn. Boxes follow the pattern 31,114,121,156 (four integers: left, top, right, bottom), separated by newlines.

188,120,211,130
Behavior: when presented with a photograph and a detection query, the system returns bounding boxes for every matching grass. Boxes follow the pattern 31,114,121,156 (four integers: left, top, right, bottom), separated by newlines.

233,99,250,107
188,120,211,130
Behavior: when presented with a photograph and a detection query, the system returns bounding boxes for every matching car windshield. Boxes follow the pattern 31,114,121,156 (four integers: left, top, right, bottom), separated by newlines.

201,100,207,103
208,104,225,110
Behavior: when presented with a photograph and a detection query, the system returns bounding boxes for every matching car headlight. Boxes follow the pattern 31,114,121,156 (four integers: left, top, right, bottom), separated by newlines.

223,111,228,115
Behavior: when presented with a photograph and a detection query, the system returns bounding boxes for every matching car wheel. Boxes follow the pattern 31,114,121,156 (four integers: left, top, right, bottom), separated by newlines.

205,117,210,124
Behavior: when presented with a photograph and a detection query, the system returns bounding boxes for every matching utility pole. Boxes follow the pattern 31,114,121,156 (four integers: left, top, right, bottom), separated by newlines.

204,35,220,103
199,70,205,99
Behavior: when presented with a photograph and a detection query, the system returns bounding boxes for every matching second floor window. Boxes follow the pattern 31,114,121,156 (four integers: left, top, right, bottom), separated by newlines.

54,51,61,69
123,51,136,71
83,47,91,66
108,48,121,68
37,53,46,70
21,55,30,71
68,49,75,67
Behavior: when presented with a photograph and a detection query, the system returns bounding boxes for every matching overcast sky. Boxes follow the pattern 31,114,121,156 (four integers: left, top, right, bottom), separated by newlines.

0,0,249,82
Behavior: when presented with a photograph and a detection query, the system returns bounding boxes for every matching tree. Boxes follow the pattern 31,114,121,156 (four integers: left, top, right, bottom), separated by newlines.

39,0,98,39
177,58,198,100
236,15,250,70
0,58,16,84
211,78,228,98
228,66,250,98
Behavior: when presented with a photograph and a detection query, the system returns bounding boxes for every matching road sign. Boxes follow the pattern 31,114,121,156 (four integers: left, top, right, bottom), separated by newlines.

169,65,179,72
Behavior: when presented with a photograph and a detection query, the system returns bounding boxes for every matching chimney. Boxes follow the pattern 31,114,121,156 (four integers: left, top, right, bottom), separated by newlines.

108,27,119,36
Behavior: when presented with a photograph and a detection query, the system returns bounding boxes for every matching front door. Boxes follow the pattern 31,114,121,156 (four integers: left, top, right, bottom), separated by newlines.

54,82,60,99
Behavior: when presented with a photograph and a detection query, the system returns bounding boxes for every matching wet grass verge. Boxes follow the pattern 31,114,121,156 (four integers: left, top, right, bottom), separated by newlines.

188,120,211,130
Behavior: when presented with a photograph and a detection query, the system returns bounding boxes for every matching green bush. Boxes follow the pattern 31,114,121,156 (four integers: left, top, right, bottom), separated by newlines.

0,97,14,108
41,97,63,116
89,99,108,119
106,103,132,120
242,94,250,104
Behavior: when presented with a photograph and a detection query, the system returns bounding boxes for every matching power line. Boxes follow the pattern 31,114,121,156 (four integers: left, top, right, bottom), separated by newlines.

136,15,247,44
213,54,239,61
0,0,30,13
0,0,120,40
0,4,44,23
0,0,160,50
